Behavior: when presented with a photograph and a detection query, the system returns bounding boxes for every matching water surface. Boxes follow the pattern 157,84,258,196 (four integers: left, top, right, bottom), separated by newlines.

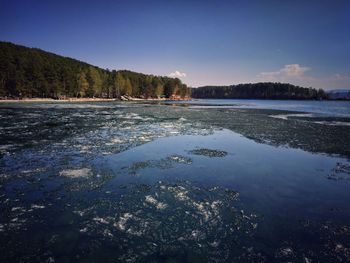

0,101,349,262
168,99,350,117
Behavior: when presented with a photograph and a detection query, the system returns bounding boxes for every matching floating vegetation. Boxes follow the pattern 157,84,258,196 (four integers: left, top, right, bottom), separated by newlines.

128,155,192,175
59,168,92,178
1,102,350,262
145,195,168,210
0,180,264,262
128,160,154,175
167,154,192,164
327,162,350,181
0,106,214,162
275,220,350,262
269,113,315,120
189,148,228,158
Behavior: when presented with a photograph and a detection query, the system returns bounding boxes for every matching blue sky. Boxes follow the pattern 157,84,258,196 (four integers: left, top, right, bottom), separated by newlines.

1,0,349,89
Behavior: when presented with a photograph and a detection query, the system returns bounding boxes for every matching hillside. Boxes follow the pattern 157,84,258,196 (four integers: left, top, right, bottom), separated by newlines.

0,42,190,99
192,83,327,100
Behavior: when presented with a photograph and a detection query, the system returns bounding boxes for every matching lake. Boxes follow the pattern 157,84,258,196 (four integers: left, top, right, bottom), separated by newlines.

167,99,350,116
0,100,349,262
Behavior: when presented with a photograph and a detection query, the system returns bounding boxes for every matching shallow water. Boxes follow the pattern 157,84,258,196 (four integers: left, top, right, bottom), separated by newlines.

0,101,350,262
168,99,350,117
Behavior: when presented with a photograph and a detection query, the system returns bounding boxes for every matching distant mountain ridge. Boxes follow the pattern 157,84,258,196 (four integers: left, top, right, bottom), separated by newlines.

0,41,190,99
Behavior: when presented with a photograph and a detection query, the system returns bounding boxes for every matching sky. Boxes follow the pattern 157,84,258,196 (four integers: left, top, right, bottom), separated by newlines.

1,0,349,89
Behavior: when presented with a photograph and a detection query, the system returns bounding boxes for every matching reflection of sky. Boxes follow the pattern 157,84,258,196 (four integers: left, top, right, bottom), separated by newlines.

106,129,350,222
171,99,350,117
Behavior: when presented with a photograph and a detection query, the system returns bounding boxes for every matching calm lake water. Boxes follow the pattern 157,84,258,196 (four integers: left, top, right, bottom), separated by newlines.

0,100,349,262
169,99,350,117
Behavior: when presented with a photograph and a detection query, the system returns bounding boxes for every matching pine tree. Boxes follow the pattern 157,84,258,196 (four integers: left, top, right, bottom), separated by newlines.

115,72,125,96
124,78,133,96
76,71,89,97
87,67,102,97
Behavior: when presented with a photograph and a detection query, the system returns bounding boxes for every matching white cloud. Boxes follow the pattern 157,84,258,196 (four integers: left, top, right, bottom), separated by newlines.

257,64,310,81
317,73,350,90
281,64,310,77
257,64,350,90
169,70,186,78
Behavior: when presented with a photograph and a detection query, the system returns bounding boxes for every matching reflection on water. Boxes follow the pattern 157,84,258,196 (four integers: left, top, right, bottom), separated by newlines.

167,99,350,117
0,102,350,262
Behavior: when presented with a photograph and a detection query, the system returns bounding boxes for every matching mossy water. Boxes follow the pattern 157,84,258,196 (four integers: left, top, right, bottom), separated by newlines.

0,101,350,262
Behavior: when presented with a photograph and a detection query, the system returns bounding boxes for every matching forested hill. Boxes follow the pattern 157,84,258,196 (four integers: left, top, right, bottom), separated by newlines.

0,42,191,99
192,83,327,100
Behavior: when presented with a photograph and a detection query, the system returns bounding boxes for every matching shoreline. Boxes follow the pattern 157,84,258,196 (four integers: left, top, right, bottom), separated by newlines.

0,98,118,103
0,98,348,103
0,97,191,103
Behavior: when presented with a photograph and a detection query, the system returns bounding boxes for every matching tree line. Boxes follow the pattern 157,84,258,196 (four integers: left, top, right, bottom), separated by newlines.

0,42,191,99
191,83,327,100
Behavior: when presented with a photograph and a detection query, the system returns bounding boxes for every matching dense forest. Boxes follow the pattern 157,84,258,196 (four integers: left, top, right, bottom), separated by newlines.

0,41,330,100
0,42,191,99
192,83,327,100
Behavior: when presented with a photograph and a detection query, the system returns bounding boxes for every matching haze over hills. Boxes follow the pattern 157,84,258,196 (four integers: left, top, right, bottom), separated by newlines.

0,41,339,100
